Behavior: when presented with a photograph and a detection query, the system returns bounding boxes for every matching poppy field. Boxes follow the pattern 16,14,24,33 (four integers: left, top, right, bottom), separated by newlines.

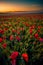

0,14,43,65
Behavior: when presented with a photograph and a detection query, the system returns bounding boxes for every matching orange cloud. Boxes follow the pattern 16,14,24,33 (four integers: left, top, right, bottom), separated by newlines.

0,2,42,12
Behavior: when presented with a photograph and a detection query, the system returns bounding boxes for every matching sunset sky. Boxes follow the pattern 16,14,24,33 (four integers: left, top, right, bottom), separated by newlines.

0,0,43,12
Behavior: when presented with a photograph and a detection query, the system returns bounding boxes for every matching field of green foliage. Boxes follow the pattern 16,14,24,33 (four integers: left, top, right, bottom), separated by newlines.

0,14,43,65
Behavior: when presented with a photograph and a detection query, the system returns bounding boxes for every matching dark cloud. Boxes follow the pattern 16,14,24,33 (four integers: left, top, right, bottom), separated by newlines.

0,0,43,5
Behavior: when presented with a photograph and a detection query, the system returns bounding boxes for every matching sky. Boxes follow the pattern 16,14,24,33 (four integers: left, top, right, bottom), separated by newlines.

0,0,43,12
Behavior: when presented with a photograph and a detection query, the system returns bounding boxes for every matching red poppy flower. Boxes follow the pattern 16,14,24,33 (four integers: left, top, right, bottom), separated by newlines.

39,38,43,42
2,43,7,48
25,23,29,27
38,26,41,29
0,30,4,34
12,29,17,33
4,28,8,31
0,38,3,42
16,36,20,41
18,27,24,31
30,25,35,29
10,35,14,41
17,31,20,35
11,59,16,65
34,33,39,38
3,36,6,40
37,29,40,32
30,29,33,34
22,53,29,62
10,51,19,60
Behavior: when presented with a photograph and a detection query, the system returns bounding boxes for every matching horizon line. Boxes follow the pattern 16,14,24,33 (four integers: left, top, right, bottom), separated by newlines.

0,10,43,12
